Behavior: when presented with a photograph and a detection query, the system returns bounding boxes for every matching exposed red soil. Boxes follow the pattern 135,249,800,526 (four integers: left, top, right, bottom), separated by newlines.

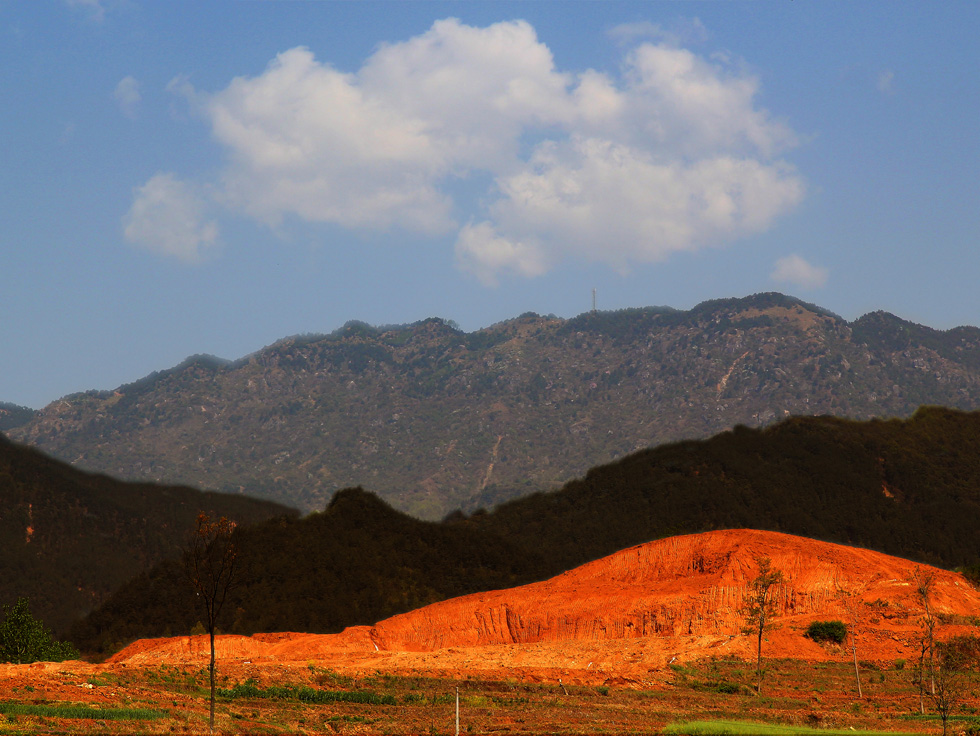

103,529,980,687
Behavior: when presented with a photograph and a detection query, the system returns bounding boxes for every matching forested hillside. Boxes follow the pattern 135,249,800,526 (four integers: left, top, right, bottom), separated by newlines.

0,402,36,431
0,435,296,634
71,407,980,654
10,293,980,519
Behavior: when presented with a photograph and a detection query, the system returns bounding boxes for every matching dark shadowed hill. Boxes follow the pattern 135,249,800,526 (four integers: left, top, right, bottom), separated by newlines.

70,406,980,654
70,487,538,654
0,434,296,635
11,293,980,519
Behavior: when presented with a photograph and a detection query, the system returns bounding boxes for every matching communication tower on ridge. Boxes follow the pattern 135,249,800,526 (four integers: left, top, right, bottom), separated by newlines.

592,288,597,313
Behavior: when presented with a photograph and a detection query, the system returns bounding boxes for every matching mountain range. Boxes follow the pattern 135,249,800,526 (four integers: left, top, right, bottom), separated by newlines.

8,292,980,520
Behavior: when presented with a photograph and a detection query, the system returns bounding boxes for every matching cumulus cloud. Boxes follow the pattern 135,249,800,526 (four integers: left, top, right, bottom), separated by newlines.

457,137,803,280
455,222,549,286
770,254,828,290
149,18,804,277
204,19,577,233
114,76,141,118
123,174,218,262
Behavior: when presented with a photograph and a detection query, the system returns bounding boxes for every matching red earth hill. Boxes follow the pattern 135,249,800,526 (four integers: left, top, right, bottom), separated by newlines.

110,530,980,685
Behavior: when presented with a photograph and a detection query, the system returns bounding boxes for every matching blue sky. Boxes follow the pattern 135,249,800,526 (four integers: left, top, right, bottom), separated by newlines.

1,1,978,409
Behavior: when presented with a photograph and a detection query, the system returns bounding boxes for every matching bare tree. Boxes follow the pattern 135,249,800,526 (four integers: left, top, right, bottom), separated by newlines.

912,567,936,714
185,513,238,735
742,556,786,695
836,587,863,698
931,639,969,736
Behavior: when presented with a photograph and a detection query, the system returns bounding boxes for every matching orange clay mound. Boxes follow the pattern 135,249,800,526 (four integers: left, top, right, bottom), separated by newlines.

110,530,980,686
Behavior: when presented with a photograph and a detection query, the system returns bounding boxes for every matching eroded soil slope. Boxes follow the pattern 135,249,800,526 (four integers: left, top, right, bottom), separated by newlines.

109,530,980,686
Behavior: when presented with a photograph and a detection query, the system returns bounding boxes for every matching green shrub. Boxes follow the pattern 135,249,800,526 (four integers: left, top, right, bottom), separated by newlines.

217,679,395,705
712,681,745,695
0,598,79,664
690,680,747,695
805,620,847,644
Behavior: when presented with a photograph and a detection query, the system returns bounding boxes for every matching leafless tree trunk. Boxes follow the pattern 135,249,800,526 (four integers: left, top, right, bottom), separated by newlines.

852,633,862,699
913,567,936,714
931,642,966,736
742,556,786,695
185,513,238,735
836,588,863,699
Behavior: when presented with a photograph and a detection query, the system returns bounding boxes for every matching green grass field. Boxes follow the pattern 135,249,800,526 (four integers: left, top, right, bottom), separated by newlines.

664,720,917,736
0,701,164,721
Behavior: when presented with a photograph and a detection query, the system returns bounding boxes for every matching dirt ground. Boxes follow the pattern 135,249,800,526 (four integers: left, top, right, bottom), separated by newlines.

0,650,971,735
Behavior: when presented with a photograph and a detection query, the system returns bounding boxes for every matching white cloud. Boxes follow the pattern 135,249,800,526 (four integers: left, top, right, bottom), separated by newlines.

153,18,804,280
608,18,708,47
59,122,76,146
203,20,577,232
66,0,105,22
621,43,798,158
206,46,453,233
455,222,548,286
123,174,218,262
770,254,828,290
463,137,803,277
877,70,895,95
608,21,671,46
114,76,141,118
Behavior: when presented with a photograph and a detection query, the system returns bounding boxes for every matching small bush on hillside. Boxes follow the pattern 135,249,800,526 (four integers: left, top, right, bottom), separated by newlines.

805,620,847,644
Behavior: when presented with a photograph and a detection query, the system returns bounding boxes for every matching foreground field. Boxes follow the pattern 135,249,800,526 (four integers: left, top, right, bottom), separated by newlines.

0,656,975,734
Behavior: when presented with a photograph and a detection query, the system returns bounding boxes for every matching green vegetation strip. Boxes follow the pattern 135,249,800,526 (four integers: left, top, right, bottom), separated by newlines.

0,701,164,720
898,714,980,723
218,679,396,705
664,720,915,736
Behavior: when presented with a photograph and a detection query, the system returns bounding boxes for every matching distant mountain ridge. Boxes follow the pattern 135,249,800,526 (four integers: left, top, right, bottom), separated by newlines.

0,402,36,431
9,292,980,518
